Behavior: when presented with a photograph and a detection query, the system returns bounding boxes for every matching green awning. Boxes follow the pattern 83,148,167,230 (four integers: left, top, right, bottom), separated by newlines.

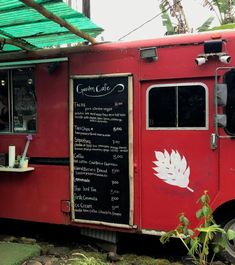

0,0,103,52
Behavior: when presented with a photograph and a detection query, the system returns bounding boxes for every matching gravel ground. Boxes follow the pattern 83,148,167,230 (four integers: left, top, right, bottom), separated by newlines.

0,234,231,265
0,234,184,265
0,220,230,265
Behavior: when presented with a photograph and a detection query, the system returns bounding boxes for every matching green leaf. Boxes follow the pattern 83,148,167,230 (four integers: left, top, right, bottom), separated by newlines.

198,192,209,204
215,234,228,249
160,3,175,35
197,17,214,32
197,224,223,235
204,245,209,255
160,230,176,244
184,236,191,245
213,245,220,254
179,214,184,223
184,216,189,226
179,214,189,226
196,209,203,219
189,237,200,256
227,229,235,240
212,23,235,30
202,205,210,217
188,229,194,236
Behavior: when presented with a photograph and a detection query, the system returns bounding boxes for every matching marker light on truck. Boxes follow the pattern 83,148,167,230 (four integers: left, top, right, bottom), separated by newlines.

219,54,231,64
195,56,207,65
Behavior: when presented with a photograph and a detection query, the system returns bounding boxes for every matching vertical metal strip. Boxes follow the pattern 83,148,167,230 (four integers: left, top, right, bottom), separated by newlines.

176,86,179,127
10,70,13,132
69,77,75,221
215,66,234,137
128,75,134,226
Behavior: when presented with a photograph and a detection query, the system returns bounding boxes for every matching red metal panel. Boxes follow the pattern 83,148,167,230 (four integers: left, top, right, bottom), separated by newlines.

212,133,235,210
140,45,221,81
35,62,69,157
0,166,70,224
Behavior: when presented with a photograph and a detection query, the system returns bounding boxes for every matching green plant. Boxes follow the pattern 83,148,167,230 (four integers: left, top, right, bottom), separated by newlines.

160,191,235,265
68,252,107,265
14,155,22,168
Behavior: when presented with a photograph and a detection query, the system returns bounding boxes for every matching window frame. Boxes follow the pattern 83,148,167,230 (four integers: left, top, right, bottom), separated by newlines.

146,82,209,130
0,66,37,135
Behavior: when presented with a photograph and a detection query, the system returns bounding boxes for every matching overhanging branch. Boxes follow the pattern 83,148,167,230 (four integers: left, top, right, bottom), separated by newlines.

0,29,37,51
0,38,33,51
19,0,97,44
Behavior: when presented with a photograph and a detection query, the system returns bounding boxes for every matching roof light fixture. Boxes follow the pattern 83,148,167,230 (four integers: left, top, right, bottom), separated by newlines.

204,40,222,54
195,40,231,66
140,47,158,62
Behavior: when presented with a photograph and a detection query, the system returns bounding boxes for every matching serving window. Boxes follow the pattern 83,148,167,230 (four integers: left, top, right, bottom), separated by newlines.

147,83,207,129
0,67,36,134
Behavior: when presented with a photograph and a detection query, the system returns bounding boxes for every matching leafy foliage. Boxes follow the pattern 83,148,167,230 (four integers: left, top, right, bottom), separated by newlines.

211,22,235,30
197,17,214,32
159,0,190,34
160,3,175,35
159,0,235,33
67,251,182,265
160,191,235,265
201,0,235,26
68,253,106,265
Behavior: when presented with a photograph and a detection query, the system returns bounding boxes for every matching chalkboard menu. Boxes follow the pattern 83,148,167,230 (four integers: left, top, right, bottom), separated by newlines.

71,75,132,226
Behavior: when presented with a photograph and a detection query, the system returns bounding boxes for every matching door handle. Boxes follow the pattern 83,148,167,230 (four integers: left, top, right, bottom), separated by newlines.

210,133,218,150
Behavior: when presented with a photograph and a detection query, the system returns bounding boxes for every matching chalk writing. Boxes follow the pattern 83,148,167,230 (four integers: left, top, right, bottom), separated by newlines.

72,76,130,225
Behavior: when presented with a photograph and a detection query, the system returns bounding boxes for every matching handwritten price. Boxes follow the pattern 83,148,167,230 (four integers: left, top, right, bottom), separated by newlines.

113,154,123,160
113,127,122,132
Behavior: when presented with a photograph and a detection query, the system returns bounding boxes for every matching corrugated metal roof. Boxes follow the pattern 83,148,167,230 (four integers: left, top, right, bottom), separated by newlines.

0,0,103,52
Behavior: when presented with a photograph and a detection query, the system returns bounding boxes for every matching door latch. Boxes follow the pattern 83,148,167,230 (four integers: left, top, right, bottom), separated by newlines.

210,133,218,150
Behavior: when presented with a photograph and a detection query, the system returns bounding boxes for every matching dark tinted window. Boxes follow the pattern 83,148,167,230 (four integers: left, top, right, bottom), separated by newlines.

148,86,176,127
0,67,36,133
178,86,206,127
224,70,235,134
0,70,9,132
148,84,206,128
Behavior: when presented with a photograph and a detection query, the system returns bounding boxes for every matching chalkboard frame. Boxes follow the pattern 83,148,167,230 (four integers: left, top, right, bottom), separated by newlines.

69,73,134,228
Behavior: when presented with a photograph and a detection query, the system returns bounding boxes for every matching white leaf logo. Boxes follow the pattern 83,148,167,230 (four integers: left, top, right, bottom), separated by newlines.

153,150,194,192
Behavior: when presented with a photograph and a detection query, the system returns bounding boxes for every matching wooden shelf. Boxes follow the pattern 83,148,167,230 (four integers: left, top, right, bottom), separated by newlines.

0,167,34,172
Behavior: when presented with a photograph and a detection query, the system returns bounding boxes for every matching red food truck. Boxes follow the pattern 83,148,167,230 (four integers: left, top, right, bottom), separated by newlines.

0,30,235,258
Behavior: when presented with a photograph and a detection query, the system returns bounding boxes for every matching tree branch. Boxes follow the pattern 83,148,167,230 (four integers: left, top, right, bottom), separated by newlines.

19,0,97,44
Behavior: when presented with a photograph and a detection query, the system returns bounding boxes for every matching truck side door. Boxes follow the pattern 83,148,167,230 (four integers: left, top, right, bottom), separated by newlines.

140,80,218,231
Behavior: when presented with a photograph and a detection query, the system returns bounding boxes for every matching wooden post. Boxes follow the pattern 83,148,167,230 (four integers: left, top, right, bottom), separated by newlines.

83,0,90,18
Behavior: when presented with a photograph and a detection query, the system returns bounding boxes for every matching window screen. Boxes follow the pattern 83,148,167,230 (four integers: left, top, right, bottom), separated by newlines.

148,84,206,129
